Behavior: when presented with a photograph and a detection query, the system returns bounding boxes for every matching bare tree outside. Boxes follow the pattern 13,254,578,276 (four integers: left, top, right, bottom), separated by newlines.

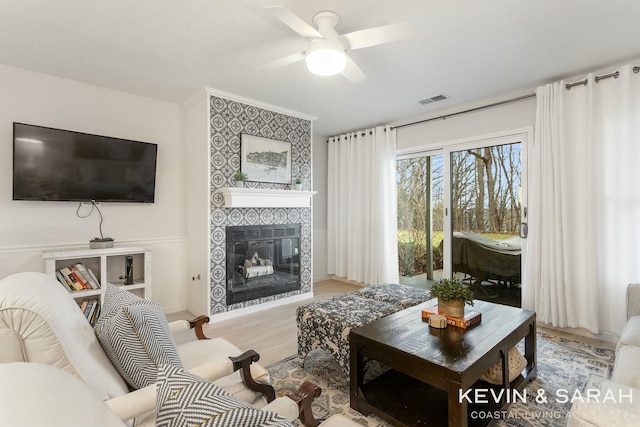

397,143,521,281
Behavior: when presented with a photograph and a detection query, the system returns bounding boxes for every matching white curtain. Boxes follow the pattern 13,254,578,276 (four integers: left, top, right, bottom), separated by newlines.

327,125,399,285
524,64,640,335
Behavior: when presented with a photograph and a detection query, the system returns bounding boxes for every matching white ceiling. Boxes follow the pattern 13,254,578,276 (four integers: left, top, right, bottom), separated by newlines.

1,0,640,136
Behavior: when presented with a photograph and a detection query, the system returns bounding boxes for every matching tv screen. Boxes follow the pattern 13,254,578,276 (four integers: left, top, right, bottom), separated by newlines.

13,123,157,203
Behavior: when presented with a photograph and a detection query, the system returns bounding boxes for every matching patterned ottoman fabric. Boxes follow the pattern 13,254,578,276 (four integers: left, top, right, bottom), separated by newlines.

297,294,397,374
351,283,433,310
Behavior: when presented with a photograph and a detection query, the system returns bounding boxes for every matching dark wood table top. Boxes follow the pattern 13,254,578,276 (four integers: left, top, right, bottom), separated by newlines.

351,298,535,384
350,298,537,427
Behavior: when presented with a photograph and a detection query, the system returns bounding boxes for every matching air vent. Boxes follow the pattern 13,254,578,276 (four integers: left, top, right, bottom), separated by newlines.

418,94,449,105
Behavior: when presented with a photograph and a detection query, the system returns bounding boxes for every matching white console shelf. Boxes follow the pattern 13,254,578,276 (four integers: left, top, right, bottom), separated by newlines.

43,246,152,304
218,187,317,208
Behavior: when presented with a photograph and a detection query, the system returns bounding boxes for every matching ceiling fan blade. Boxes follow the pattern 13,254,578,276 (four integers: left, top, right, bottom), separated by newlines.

265,5,322,39
341,57,367,84
342,22,412,50
259,52,306,70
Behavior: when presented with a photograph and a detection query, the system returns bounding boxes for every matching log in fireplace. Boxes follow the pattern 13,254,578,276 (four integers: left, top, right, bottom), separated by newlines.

226,223,301,305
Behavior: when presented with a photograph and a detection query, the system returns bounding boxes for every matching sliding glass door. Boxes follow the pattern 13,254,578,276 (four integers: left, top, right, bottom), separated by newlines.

397,131,528,305
447,140,523,306
396,153,444,288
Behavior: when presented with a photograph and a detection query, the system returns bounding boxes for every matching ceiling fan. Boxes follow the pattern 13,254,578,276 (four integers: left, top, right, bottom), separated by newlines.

260,5,412,83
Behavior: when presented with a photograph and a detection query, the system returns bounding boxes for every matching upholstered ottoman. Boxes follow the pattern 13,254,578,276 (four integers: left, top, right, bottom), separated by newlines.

352,283,432,309
296,294,397,374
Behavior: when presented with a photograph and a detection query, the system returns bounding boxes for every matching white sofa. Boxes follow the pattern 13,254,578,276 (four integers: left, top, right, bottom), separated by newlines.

568,283,640,426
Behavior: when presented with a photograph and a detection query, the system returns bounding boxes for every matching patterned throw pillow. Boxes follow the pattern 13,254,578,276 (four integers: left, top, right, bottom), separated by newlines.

156,364,293,427
94,283,182,389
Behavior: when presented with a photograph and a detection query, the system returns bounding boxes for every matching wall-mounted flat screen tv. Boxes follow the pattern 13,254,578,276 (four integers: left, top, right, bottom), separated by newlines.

13,122,158,203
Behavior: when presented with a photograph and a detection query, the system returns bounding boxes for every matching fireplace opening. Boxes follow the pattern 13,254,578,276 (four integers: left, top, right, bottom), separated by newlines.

226,223,301,305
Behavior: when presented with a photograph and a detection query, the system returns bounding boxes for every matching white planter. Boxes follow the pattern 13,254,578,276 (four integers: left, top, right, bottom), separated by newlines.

89,240,114,249
234,180,244,188
293,183,302,191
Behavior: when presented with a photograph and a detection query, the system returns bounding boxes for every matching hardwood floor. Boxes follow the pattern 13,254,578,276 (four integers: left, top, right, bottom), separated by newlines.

166,279,616,366
166,279,361,366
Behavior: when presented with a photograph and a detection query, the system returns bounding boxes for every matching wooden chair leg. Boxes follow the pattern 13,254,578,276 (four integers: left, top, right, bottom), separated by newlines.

229,350,276,403
287,381,322,427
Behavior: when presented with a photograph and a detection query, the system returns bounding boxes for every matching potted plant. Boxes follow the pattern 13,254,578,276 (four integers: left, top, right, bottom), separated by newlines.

293,178,302,191
233,171,248,188
89,236,114,249
429,277,474,318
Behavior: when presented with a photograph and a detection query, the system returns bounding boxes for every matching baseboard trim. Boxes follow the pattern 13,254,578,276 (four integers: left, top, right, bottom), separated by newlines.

210,292,314,323
313,274,330,283
539,323,619,346
328,275,365,287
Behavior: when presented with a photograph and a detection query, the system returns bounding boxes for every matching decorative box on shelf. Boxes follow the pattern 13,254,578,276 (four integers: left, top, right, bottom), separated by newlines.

218,187,317,208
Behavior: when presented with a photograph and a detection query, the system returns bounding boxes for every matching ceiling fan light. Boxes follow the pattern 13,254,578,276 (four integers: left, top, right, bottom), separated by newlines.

305,48,347,76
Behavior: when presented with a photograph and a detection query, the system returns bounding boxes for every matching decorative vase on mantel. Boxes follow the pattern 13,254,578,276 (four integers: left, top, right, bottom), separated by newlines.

233,172,248,188
438,299,465,318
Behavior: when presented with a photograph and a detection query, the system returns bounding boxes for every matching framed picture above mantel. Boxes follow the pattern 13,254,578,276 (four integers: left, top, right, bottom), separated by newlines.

240,134,291,184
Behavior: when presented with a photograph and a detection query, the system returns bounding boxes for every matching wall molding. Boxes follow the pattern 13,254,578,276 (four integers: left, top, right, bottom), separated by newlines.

0,236,188,254
205,87,317,122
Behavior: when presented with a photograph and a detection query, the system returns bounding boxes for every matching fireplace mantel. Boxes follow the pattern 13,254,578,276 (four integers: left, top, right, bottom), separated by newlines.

218,187,317,208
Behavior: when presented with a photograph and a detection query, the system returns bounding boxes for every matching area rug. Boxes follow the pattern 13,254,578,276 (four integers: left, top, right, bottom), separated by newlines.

267,333,614,426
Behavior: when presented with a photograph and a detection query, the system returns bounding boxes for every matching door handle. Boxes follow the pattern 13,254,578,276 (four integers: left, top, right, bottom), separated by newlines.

519,222,528,239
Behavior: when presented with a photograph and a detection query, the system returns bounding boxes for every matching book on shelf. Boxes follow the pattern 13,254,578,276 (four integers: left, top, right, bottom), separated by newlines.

86,300,100,325
58,267,84,291
69,269,89,289
55,270,74,292
55,263,100,292
73,263,100,289
421,305,482,329
90,302,101,325
85,267,101,289
79,299,101,325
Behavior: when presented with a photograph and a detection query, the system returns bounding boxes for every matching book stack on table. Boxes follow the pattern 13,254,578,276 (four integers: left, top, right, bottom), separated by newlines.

421,305,482,329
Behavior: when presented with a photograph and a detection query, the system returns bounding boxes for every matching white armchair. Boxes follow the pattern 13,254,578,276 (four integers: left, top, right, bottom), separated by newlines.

0,362,359,427
0,272,301,426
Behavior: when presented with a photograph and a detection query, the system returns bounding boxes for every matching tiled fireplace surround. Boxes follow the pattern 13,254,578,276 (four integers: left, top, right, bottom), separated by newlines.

207,96,313,315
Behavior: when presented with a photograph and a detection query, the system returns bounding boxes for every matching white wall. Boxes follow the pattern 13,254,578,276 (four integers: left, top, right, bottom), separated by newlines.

312,133,329,282
394,91,537,151
0,64,188,313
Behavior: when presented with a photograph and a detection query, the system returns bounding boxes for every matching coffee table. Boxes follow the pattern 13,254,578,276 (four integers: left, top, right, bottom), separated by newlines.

349,299,536,427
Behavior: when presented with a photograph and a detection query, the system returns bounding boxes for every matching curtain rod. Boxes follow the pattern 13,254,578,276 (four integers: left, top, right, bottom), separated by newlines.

390,93,536,131
327,93,535,141
327,128,385,140
329,65,639,140
566,66,639,90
